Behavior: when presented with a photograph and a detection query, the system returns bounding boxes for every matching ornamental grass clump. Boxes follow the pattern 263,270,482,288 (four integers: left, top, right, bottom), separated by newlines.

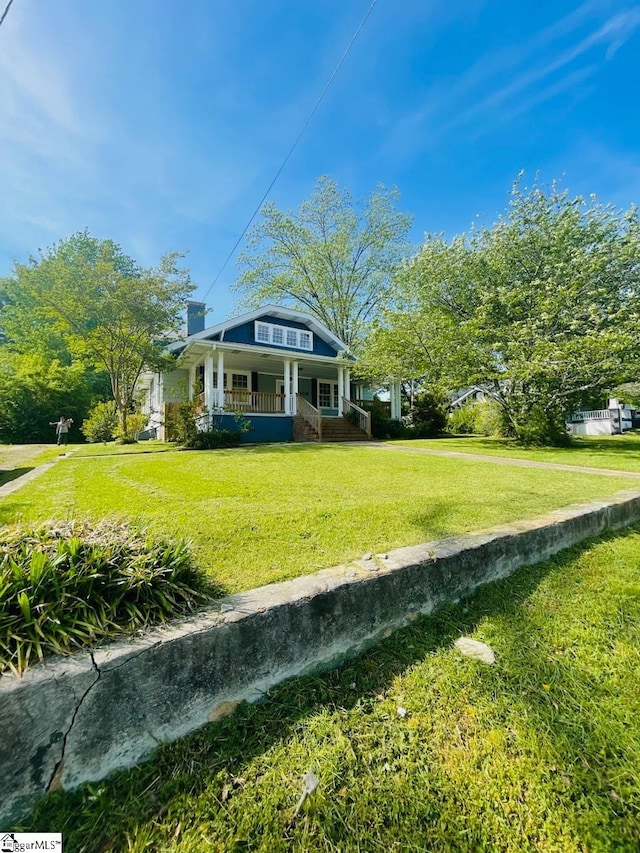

0,519,208,675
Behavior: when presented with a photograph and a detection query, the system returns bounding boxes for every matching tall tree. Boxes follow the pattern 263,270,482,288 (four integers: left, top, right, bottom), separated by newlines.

2,231,193,436
234,176,413,351
360,178,640,443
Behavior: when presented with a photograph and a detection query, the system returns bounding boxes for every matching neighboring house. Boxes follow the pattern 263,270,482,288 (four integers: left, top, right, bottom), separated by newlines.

140,302,402,443
567,398,638,436
448,385,495,411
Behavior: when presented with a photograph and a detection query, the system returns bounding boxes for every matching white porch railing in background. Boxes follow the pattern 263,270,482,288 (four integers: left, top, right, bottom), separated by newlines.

342,398,372,437
296,395,322,441
571,410,611,422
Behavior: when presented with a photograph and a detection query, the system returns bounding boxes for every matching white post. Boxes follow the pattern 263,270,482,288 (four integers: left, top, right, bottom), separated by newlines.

337,367,344,414
345,369,351,402
292,361,299,415
204,352,214,410
284,360,291,415
390,381,401,421
217,349,225,408
188,365,195,401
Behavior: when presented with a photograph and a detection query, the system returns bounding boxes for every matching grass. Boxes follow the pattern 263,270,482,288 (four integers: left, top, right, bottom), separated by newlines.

20,526,640,852
394,432,640,473
72,441,178,458
0,443,632,593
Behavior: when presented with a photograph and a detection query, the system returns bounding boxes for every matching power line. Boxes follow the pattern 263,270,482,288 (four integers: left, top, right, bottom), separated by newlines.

0,0,15,30
201,0,380,303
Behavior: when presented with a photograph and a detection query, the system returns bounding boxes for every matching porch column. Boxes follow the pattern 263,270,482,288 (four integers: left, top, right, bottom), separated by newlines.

217,349,225,408
204,352,214,410
337,366,345,415
345,369,351,402
390,381,402,421
284,360,291,415
292,361,299,415
188,365,195,401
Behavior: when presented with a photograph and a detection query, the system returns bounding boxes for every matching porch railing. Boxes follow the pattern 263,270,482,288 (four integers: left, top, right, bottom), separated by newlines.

223,390,285,413
570,409,611,423
342,398,372,437
297,395,322,441
197,390,285,413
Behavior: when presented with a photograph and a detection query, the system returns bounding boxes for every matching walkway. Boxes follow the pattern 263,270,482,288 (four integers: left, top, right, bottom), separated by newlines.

0,445,76,497
358,441,640,480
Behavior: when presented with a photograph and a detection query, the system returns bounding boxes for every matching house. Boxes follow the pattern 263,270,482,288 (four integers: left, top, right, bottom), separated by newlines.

567,398,638,436
447,385,495,412
140,302,402,443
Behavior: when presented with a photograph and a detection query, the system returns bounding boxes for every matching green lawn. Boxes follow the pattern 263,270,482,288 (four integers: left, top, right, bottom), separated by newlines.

394,433,640,473
72,441,178,457
21,526,640,852
0,444,632,593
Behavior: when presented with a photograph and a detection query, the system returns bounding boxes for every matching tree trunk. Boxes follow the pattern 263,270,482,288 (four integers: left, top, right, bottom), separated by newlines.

119,406,128,440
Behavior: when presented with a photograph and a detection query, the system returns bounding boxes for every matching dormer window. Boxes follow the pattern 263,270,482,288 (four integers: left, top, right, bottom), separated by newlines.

254,321,313,351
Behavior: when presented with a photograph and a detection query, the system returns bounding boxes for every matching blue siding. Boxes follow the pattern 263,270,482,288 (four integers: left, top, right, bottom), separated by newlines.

216,414,293,443
221,315,338,357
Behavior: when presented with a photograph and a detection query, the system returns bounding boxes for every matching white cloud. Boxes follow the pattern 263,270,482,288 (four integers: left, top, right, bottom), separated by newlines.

377,3,640,162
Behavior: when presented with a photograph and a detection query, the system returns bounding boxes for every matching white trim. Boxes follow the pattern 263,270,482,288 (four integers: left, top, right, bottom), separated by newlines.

216,350,225,408
318,378,339,410
284,360,292,415
204,352,215,410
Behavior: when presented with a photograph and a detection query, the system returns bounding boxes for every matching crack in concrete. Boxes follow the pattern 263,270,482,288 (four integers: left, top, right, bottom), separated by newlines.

99,641,163,672
46,653,102,792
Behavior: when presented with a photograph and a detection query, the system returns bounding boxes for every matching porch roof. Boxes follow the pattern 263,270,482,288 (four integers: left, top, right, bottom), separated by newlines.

175,339,352,379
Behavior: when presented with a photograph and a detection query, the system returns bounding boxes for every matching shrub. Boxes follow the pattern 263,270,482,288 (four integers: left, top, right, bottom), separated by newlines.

186,429,242,450
165,400,199,445
511,403,572,446
0,519,208,675
407,392,447,437
114,411,148,444
447,400,504,436
81,401,119,443
359,398,403,439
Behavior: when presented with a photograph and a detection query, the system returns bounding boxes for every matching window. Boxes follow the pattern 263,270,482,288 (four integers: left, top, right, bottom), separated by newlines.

232,373,248,389
318,382,332,408
319,381,339,409
253,321,313,351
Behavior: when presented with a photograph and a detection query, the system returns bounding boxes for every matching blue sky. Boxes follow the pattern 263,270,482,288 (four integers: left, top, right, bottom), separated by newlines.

1,0,639,322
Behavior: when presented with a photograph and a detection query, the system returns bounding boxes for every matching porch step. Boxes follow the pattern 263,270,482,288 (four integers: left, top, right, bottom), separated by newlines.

293,416,320,442
293,415,370,442
320,416,370,442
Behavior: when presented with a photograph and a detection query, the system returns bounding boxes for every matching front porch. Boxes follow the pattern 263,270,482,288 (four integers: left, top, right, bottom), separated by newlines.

184,393,372,443
155,341,383,442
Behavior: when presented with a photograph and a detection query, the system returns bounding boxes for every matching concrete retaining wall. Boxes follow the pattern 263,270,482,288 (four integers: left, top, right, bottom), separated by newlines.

3,489,640,826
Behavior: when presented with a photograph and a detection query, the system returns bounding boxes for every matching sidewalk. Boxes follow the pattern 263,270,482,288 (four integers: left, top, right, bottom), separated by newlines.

356,441,640,479
0,446,77,497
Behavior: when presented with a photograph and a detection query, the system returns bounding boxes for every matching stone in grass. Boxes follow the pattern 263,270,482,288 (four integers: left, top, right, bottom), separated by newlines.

454,637,496,665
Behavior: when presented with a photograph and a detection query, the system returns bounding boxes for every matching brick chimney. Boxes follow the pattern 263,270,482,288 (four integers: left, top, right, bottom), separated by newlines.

186,301,206,337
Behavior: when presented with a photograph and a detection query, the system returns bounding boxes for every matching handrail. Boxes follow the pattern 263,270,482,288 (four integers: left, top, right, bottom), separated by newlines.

296,395,322,441
342,398,372,437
